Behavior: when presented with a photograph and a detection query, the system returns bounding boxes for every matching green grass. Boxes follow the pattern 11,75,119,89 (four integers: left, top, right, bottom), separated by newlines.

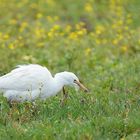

0,0,140,139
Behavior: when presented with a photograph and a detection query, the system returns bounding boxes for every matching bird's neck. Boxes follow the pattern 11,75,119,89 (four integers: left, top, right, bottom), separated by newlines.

51,75,65,95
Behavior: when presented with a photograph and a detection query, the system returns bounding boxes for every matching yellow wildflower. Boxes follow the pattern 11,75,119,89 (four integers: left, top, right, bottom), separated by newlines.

30,3,38,9
35,28,45,38
46,0,55,6
69,32,78,40
65,25,72,33
22,55,33,61
54,16,59,21
84,3,93,12
3,34,9,40
36,13,43,19
95,39,101,45
85,48,91,56
48,31,53,38
19,22,28,32
76,29,86,36
121,46,128,52
37,42,44,47
9,43,14,50
95,25,105,35
75,22,85,30
46,16,53,22
112,39,119,45
53,25,60,30
9,19,17,25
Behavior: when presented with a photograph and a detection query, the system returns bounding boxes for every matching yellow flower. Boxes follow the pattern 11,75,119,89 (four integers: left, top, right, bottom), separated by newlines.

53,25,60,30
112,39,119,45
85,48,91,56
117,20,123,26
3,34,9,40
22,55,33,61
46,0,55,6
35,28,45,38
36,13,43,19
9,19,17,25
121,46,128,52
65,25,72,33
69,32,78,40
30,3,38,9
95,39,101,45
9,43,14,50
120,137,125,140
48,31,53,38
117,34,123,40
77,29,86,36
95,25,105,35
54,16,59,21
46,16,53,22
84,3,93,12
19,22,28,32
37,42,44,47
75,22,85,30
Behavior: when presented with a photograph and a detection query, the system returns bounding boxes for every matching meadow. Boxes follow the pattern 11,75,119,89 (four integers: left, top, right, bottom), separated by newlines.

0,0,140,139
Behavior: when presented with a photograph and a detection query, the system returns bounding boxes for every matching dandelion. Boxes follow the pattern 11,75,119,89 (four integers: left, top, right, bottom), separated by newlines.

35,28,45,38
48,31,53,38
22,55,33,61
54,16,59,21
85,48,91,56
69,32,78,40
121,46,128,52
76,29,87,36
95,25,105,35
3,34,9,40
46,16,53,22
9,19,17,25
46,0,55,6
65,25,72,33
30,3,38,9
36,13,43,19
9,43,14,50
37,42,44,47
112,39,119,45
95,39,101,45
53,25,60,30
84,3,93,12
19,22,28,32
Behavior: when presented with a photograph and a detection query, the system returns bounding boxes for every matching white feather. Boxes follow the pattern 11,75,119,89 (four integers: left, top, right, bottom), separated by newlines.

0,64,80,102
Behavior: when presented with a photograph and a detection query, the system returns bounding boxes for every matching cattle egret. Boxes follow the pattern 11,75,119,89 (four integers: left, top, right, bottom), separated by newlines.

0,64,88,102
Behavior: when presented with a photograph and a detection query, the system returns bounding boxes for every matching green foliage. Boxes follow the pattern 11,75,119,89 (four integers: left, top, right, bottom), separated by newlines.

0,0,140,139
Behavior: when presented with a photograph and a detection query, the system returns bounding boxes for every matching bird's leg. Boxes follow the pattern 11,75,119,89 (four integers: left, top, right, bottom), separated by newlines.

61,87,68,106
8,100,13,108
8,99,19,108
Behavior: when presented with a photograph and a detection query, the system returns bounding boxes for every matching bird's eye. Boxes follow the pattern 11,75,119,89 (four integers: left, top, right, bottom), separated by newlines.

74,79,77,82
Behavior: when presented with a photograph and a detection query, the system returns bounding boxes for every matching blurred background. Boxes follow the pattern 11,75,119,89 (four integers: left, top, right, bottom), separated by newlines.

0,0,140,74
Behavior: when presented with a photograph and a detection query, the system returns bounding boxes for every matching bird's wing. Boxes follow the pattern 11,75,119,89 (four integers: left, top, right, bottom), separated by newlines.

0,64,53,91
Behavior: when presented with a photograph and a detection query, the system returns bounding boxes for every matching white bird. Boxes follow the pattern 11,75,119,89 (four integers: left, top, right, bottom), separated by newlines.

0,64,88,102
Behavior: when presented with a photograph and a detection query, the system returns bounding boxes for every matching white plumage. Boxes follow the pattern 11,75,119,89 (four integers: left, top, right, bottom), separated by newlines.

0,64,88,102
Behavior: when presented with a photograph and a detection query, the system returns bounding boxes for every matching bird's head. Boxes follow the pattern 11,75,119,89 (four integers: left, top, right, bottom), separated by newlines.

55,71,89,92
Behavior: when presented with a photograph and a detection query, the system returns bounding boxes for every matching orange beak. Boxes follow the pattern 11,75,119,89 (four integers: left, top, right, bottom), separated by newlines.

74,80,89,92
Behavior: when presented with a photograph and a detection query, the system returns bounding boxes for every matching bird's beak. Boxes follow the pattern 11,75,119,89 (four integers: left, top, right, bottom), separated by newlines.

74,80,89,93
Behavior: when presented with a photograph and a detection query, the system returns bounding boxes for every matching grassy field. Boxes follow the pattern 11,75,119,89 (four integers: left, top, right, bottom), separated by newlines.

0,0,140,139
